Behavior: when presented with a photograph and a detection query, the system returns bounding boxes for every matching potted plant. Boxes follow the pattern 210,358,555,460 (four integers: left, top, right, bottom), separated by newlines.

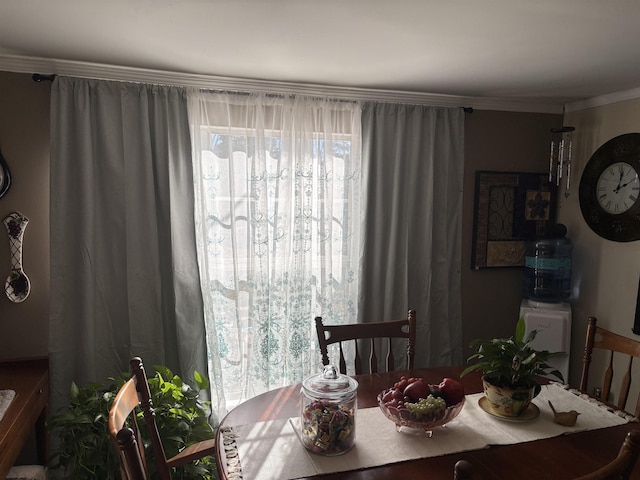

47,365,217,480
461,317,566,417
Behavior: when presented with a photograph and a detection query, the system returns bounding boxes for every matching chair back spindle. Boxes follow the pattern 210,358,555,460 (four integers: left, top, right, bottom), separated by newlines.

454,459,474,479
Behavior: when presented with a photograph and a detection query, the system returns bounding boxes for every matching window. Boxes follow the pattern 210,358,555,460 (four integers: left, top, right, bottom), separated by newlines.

190,93,362,415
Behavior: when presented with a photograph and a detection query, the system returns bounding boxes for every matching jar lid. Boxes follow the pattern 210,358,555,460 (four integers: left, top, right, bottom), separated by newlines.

302,365,358,399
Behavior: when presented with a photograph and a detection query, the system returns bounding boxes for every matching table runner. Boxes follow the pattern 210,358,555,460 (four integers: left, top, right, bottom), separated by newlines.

0,389,15,422
220,383,634,480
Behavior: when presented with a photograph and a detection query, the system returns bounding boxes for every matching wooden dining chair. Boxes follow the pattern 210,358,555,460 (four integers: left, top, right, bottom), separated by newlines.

108,357,216,480
315,309,416,374
454,460,474,479
579,317,640,417
573,430,640,480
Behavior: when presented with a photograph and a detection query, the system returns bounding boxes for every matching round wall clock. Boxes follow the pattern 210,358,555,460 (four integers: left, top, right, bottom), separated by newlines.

579,133,640,242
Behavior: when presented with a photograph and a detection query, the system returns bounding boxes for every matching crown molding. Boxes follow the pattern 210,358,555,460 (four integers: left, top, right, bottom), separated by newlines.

565,86,640,113
0,53,567,114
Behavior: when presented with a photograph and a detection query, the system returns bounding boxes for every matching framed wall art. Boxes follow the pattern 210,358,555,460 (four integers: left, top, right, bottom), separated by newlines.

471,171,557,269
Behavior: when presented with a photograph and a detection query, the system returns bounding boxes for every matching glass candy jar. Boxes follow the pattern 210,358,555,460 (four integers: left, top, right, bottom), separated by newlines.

300,365,358,455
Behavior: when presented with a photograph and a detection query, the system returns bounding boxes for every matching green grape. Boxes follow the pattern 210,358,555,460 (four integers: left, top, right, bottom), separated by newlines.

405,394,447,418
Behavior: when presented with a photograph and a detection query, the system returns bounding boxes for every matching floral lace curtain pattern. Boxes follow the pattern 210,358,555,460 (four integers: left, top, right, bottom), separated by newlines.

188,91,362,417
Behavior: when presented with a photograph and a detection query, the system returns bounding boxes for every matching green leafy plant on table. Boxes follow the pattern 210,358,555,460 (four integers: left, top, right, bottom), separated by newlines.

461,316,565,388
47,364,217,480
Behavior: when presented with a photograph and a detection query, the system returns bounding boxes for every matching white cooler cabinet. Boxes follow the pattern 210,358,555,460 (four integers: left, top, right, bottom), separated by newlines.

519,299,571,383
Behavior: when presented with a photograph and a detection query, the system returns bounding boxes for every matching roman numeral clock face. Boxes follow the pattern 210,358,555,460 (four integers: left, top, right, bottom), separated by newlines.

596,162,640,214
579,133,640,242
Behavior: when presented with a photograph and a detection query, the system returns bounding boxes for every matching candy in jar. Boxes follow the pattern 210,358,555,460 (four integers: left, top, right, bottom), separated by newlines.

300,365,358,455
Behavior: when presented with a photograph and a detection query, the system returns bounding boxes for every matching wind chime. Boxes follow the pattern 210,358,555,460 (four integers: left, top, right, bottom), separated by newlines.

549,126,575,198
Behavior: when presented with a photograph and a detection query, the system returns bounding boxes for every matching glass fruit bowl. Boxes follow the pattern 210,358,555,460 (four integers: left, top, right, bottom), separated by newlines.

377,388,465,436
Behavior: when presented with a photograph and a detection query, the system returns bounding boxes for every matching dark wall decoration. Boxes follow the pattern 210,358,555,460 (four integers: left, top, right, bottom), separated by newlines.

472,171,557,269
634,276,640,336
0,149,11,199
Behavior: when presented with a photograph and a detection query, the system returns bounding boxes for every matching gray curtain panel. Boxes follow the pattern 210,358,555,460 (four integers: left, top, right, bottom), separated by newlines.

359,102,464,368
49,77,208,414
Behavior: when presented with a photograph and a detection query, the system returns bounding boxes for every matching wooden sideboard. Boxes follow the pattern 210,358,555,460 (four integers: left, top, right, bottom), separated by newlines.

0,357,49,478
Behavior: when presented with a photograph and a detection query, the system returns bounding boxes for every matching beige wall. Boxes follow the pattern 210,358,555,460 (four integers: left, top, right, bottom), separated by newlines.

461,110,562,362
0,71,50,359
559,99,640,402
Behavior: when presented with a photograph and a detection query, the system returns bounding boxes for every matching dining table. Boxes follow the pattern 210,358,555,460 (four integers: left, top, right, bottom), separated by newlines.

214,366,640,479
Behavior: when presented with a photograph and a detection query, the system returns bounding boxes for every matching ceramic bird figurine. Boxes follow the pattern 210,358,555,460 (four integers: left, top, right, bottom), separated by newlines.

548,400,580,426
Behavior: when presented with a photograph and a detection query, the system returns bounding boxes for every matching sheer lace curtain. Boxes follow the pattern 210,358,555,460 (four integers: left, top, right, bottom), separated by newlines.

188,91,363,417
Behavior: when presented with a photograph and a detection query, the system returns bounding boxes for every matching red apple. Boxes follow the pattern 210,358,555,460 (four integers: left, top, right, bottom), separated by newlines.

403,379,430,402
438,377,465,405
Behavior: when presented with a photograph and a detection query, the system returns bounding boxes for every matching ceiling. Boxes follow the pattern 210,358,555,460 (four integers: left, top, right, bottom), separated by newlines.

2,1,640,112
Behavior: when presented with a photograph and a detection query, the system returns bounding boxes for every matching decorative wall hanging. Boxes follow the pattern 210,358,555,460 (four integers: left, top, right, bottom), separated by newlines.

549,126,575,198
472,171,557,269
3,212,30,302
0,150,11,199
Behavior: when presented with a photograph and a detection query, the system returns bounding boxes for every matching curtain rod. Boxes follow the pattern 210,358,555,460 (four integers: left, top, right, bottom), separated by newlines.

31,72,474,112
200,87,474,111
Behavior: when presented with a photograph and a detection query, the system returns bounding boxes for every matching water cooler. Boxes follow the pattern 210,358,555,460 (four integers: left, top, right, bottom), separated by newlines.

519,224,573,382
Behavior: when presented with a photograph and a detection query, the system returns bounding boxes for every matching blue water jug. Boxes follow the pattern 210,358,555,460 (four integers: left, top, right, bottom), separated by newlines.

523,224,572,302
